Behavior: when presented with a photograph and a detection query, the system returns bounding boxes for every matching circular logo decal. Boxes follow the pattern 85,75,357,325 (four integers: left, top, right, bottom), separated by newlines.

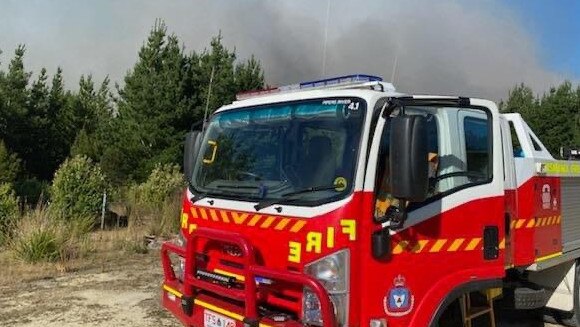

334,177,347,191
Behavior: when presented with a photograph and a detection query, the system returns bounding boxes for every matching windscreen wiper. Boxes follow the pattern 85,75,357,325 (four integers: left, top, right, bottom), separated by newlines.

216,185,259,189
254,184,339,211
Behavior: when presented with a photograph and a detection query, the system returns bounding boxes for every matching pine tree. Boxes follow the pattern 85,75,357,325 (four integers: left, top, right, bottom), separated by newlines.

2,46,31,157
0,140,21,185
47,67,76,178
235,55,264,93
108,21,192,182
535,82,578,155
504,81,580,157
23,68,52,179
102,22,265,184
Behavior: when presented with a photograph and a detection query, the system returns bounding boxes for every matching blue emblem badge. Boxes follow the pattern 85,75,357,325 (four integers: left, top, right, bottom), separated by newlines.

384,274,414,317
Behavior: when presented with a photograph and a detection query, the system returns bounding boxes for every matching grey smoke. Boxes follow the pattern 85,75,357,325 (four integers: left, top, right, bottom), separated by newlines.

0,0,574,101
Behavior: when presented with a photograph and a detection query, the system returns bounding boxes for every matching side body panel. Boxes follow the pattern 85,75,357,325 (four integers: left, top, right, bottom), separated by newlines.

562,177,580,252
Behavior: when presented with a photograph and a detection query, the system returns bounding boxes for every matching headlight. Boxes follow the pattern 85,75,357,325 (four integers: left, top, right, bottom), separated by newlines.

174,232,186,281
303,250,349,326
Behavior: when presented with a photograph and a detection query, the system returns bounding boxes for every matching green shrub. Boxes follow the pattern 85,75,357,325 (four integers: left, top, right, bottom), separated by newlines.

51,155,108,220
126,163,184,236
136,163,184,206
0,183,19,246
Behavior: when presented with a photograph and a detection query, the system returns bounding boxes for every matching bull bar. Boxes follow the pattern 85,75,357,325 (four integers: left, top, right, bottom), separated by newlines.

161,227,337,327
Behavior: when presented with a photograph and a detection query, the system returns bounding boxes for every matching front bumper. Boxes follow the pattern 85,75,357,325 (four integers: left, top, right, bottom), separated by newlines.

161,227,337,327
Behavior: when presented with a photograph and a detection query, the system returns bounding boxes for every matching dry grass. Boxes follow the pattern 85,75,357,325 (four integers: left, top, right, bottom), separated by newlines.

0,187,182,286
0,227,167,286
127,190,181,238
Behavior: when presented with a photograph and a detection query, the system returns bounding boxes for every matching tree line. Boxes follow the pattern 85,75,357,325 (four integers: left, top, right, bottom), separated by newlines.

1,21,579,207
500,82,580,155
0,21,264,204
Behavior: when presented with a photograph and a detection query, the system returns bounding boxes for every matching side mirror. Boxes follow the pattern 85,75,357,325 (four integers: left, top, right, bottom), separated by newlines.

389,115,429,202
184,131,202,182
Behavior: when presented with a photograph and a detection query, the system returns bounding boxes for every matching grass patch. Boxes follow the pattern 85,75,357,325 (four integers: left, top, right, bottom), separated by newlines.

9,204,94,264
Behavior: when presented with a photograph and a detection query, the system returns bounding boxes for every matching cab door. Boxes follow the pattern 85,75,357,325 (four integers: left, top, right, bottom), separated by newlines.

358,97,506,327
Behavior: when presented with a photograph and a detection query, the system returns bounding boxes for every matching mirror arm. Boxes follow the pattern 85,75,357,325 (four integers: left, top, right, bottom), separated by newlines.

384,200,408,230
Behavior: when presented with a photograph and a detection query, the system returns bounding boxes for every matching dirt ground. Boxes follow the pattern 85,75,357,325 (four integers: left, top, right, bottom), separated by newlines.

0,246,180,327
0,242,563,327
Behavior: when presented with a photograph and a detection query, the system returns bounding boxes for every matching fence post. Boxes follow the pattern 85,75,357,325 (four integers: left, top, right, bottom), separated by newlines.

101,191,107,230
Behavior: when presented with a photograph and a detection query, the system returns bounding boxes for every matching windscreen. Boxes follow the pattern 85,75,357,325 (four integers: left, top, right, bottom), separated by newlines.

191,98,366,205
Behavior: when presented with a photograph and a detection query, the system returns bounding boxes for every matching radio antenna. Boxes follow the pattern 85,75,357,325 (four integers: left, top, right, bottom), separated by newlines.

202,65,215,133
321,0,331,77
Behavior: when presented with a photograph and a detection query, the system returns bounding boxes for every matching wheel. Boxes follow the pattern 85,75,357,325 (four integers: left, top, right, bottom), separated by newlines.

436,298,463,327
543,260,580,327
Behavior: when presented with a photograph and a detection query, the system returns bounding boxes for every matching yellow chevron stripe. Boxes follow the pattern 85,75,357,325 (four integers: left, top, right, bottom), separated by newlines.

260,216,276,228
430,239,447,253
247,215,261,226
199,208,208,220
526,218,535,228
231,212,248,224
290,220,307,233
274,218,291,230
448,238,465,252
499,238,505,250
515,219,525,229
557,215,561,224
219,210,230,223
465,238,481,251
536,217,543,227
210,209,219,221
392,241,409,254
511,220,517,229
190,207,198,218
411,240,429,253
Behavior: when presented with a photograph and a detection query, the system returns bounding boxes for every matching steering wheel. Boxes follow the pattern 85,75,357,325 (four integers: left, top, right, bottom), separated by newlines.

434,171,486,182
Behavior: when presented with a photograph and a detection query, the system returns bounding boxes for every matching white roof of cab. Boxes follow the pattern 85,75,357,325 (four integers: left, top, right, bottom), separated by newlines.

216,85,404,114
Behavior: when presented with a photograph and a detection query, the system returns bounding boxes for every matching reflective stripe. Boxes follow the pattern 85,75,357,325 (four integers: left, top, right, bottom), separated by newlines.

447,238,465,252
465,238,481,251
163,284,183,298
290,220,307,233
429,239,447,252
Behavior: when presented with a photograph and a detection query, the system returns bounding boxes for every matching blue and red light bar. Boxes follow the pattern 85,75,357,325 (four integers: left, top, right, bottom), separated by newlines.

237,74,384,100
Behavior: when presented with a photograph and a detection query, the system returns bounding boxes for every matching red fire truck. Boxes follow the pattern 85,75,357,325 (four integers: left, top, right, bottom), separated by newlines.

160,74,580,327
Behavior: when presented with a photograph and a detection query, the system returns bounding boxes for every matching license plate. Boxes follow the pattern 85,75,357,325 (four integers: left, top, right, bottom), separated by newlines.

204,310,236,327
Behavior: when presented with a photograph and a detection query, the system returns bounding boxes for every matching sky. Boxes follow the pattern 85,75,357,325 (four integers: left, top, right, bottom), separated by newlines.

0,0,578,102
505,0,580,78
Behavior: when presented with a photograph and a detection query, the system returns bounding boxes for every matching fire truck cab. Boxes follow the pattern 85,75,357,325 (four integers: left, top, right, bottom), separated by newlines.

161,75,580,327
